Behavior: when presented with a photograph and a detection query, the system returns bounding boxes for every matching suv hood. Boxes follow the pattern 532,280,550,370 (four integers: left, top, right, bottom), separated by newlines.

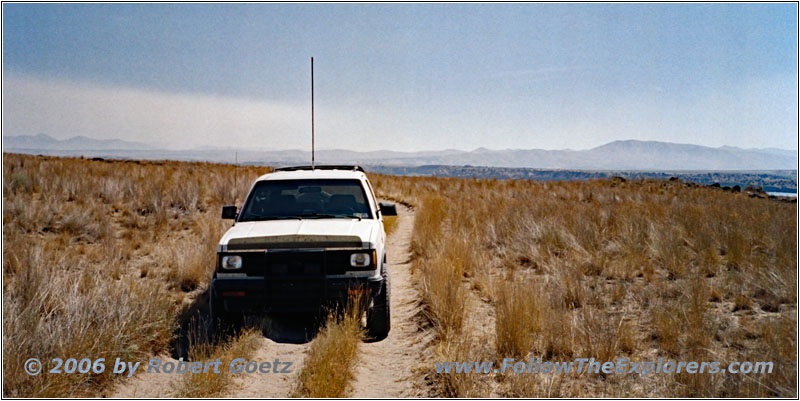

218,219,377,251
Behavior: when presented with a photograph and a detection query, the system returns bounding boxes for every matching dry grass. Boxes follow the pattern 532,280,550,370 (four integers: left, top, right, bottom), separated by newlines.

374,173,797,397
3,154,796,398
433,335,493,398
291,300,364,398
2,153,268,397
172,323,261,397
495,276,537,359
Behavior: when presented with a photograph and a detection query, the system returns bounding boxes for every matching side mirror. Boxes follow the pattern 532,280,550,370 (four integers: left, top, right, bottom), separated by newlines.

221,205,238,220
379,201,397,216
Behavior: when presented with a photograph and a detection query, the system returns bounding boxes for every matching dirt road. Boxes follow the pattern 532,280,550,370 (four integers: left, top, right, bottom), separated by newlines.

227,315,315,397
112,203,427,397
350,203,429,397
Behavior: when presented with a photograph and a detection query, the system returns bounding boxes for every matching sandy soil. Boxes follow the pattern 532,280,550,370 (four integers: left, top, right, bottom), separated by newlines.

111,354,183,398
226,314,318,397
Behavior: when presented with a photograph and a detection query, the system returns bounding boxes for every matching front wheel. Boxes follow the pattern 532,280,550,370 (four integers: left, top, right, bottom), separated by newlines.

366,266,390,341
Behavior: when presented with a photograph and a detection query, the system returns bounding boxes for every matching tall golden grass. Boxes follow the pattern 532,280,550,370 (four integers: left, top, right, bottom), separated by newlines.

291,300,364,398
3,154,268,397
374,174,796,397
172,324,261,398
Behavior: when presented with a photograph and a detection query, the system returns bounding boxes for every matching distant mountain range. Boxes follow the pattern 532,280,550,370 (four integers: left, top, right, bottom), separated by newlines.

367,165,797,194
3,133,797,171
4,133,153,151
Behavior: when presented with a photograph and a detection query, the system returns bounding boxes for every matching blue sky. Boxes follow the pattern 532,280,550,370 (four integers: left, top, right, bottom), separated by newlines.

3,3,797,151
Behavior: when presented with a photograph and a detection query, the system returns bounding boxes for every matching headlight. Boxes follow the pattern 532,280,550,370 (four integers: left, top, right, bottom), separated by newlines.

350,253,371,268
221,255,243,270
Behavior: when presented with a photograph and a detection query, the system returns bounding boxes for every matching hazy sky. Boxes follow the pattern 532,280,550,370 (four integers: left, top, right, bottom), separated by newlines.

3,3,797,151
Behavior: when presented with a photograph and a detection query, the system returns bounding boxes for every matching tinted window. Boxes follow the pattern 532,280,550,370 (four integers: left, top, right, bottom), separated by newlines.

239,179,373,221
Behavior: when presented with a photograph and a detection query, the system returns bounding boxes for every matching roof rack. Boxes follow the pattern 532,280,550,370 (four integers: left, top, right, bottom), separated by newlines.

274,165,365,172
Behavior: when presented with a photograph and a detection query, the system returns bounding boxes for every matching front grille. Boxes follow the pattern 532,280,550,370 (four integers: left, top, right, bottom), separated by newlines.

234,250,355,277
219,249,369,310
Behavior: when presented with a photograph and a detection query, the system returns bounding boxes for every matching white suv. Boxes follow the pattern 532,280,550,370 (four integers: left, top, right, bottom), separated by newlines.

210,165,396,340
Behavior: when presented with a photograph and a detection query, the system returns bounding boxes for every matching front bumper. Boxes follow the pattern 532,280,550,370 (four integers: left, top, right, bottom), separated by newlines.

212,274,384,313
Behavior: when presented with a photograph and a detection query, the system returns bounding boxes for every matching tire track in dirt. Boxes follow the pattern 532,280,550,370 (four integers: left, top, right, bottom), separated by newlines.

227,315,316,397
350,203,431,397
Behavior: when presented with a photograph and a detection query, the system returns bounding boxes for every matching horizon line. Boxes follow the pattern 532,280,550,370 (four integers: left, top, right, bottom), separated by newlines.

3,133,798,154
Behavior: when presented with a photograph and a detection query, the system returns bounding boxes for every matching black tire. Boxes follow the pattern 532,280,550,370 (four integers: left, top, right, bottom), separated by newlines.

366,264,390,341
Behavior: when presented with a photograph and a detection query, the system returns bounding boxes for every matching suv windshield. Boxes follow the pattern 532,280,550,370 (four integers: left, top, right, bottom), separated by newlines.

238,179,373,221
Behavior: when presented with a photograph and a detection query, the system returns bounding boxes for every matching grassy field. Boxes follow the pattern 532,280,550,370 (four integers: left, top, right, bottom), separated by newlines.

2,154,267,397
3,153,796,397
374,174,797,397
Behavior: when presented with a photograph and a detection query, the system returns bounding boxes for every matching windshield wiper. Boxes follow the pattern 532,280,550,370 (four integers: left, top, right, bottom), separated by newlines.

298,213,337,219
244,215,303,221
299,213,363,221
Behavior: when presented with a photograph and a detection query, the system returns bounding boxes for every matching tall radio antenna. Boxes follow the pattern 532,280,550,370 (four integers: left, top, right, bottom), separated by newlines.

311,57,315,170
